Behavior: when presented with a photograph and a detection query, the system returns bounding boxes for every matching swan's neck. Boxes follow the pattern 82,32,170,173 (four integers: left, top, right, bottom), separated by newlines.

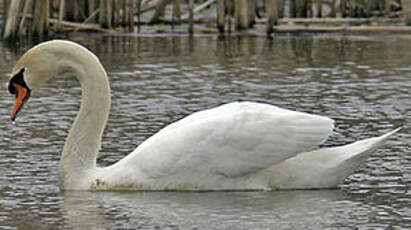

58,47,111,190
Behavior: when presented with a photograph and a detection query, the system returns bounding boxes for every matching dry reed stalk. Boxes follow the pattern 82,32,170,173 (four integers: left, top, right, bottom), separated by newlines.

248,0,256,27
188,0,193,34
3,0,22,40
217,0,224,33
274,25,411,33
82,8,99,24
113,0,119,27
235,0,249,30
181,0,215,20
128,0,134,31
57,0,64,31
73,0,80,21
99,0,106,27
99,0,113,28
256,17,377,24
49,17,116,33
266,0,278,35
19,0,32,34
87,0,96,23
32,0,49,38
402,0,411,25
139,0,157,14
24,13,117,33
173,0,181,22
107,0,112,28
226,0,234,33
120,0,126,26
137,0,141,32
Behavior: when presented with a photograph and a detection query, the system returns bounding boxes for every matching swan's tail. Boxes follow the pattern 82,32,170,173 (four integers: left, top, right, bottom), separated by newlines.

327,127,402,168
265,128,402,190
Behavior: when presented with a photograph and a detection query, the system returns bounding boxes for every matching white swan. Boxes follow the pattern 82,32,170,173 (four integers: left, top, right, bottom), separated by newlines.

8,40,400,191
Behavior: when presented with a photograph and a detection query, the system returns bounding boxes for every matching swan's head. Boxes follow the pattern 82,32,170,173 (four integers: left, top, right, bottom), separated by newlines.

8,42,58,121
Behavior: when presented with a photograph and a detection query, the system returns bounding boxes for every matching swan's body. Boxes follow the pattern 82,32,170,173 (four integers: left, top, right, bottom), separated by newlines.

8,40,400,191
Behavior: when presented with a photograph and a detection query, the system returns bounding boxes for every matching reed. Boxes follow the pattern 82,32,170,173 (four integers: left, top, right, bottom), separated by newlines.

402,0,411,25
1,0,135,40
188,0,194,34
0,0,410,40
235,0,250,30
3,0,21,40
216,0,224,32
32,0,48,38
265,0,278,36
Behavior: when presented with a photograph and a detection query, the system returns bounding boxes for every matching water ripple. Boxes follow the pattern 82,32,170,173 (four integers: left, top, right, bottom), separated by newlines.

0,35,409,229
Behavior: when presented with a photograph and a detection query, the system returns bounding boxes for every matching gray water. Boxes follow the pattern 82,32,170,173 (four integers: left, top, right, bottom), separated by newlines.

0,34,409,229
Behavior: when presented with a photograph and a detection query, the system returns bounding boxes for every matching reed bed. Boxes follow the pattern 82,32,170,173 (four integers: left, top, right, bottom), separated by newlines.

0,0,409,40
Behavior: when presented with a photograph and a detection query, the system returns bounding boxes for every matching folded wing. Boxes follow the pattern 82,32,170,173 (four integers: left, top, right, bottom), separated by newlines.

119,102,334,182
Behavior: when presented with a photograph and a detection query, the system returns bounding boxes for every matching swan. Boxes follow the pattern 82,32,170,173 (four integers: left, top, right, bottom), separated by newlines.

8,40,400,191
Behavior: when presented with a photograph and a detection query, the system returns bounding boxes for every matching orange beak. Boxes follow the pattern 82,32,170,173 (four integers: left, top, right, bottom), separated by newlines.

10,83,30,121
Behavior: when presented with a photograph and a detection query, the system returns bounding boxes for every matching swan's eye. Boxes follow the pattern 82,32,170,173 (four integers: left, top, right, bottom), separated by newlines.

8,68,26,95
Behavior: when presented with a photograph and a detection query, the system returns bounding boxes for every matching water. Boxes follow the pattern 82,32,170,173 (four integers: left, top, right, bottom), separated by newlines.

0,34,409,229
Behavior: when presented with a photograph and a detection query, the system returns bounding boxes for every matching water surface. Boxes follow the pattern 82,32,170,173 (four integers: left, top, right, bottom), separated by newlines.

0,34,409,229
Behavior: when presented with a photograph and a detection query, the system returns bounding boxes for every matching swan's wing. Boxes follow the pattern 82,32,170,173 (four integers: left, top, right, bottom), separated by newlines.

119,102,334,181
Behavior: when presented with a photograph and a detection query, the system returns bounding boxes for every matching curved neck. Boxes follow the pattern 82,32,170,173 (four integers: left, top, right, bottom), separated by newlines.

56,45,111,189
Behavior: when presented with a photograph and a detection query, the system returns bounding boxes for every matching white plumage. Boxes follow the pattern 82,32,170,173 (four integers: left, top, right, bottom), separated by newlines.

9,40,400,191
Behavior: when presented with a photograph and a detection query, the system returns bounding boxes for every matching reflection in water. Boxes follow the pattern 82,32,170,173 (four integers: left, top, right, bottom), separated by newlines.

0,34,409,229
61,192,110,229
61,190,352,229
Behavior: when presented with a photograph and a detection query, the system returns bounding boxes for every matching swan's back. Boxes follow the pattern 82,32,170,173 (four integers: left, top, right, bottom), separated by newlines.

108,102,334,190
